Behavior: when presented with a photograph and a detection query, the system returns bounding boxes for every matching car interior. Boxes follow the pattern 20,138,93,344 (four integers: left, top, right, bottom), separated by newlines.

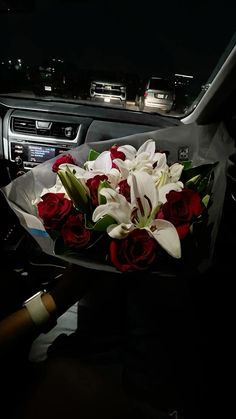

0,2,236,419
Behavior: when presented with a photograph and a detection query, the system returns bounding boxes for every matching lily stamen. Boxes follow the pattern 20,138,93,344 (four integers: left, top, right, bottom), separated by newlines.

144,194,152,217
137,197,145,217
131,207,139,223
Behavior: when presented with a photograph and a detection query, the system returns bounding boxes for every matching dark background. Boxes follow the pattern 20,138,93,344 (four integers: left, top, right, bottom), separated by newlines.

0,0,235,81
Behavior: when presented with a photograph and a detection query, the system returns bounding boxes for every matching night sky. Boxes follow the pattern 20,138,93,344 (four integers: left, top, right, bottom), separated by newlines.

1,0,235,82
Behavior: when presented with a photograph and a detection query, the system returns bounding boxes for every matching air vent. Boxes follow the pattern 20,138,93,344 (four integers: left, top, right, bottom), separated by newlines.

51,122,79,140
12,118,79,140
12,117,37,134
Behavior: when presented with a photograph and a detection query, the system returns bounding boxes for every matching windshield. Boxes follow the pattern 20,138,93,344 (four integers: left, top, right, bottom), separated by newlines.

148,79,173,91
0,0,235,116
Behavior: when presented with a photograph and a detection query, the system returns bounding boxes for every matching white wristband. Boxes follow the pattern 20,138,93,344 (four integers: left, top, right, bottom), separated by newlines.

23,291,50,326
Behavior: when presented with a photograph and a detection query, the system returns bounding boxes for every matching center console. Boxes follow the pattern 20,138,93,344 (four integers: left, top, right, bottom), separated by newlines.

10,141,73,169
3,109,86,171
0,108,87,254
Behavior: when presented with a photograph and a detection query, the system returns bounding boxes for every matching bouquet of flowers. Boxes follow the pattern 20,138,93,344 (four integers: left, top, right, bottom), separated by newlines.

33,139,217,273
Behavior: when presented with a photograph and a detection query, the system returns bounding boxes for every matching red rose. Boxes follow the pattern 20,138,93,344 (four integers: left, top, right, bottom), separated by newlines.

61,213,91,248
110,229,157,272
118,179,130,202
86,175,108,206
37,193,72,230
110,145,126,161
160,188,204,239
110,145,126,169
52,154,76,173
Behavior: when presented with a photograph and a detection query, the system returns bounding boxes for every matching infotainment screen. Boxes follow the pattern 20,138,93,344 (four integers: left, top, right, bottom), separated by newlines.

28,145,56,163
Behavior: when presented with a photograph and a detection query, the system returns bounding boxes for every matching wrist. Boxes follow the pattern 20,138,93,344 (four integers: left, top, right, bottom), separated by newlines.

49,265,91,316
22,291,57,333
41,292,57,315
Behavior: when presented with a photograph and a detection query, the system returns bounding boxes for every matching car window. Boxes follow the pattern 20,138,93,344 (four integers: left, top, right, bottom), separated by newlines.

0,0,235,117
148,79,173,91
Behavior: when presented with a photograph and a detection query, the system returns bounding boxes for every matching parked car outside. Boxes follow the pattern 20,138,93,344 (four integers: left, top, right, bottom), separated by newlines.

90,80,126,107
137,76,175,113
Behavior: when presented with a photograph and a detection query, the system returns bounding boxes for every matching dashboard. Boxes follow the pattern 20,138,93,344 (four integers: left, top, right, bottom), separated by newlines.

0,96,180,183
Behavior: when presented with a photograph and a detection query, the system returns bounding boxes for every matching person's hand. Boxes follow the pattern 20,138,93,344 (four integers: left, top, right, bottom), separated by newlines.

49,264,93,316
0,264,93,353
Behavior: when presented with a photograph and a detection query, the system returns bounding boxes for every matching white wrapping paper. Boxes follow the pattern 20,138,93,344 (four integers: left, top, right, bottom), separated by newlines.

1,121,235,274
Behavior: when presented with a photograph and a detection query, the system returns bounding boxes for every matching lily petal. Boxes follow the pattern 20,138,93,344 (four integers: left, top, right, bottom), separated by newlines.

169,163,184,182
129,172,159,219
59,163,93,180
92,188,131,224
93,151,113,172
107,223,134,239
148,219,181,258
84,151,112,173
107,168,122,188
159,181,183,203
153,153,167,169
137,139,155,157
117,144,137,160
112,158,130,178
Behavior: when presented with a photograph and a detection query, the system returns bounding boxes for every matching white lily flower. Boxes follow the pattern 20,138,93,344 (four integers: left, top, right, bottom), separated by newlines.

59,163,92,179
113,151,157,178
110,159,129,178
169,163,184,182
154,152,168,170
129,171,159,226
59,162,121,189
117,139,155,161
107,169,122,189
154,170,169,188
153,160,184,190
113,140,170,179
84,151,112,173
147,219,181,258
136,139,156,156
93,171,181,259
117,144,137,160
93,188,132,224
81,140,166,184
107,222,135,238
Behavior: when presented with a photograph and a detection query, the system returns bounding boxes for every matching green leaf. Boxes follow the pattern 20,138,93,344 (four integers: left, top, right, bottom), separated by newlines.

88,149,100,161
181,160,192,170
58,169,89,213
182,162,218,195
98,180,110,205
202,194,210,207
88,214,116,232
185,174,201,188
189,224,194,234
197,176,212,194
181,162,218,183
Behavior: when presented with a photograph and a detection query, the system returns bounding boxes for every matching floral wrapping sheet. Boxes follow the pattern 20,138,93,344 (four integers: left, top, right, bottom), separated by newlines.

1,121,235,275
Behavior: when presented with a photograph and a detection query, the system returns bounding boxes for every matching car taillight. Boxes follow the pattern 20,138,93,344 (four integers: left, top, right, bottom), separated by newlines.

144,90,148,97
